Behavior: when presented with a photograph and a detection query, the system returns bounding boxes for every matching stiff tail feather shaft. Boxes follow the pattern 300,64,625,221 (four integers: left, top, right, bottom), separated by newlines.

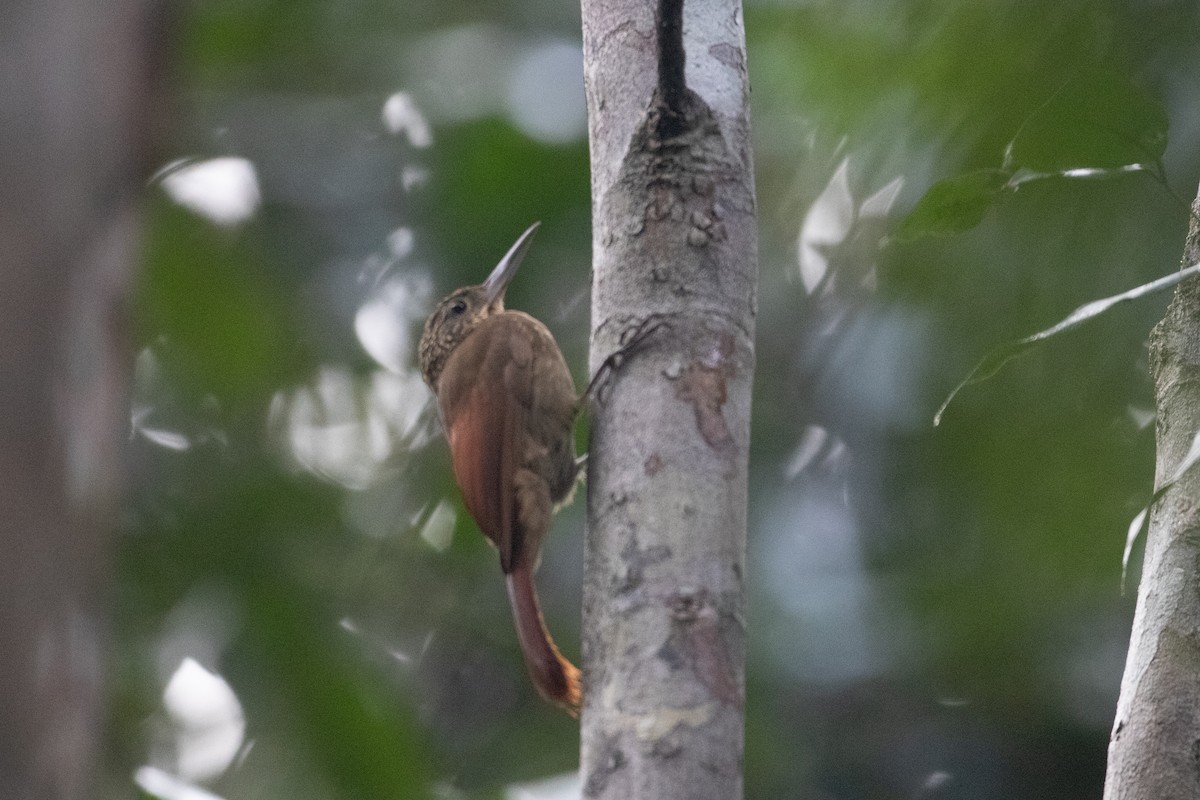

505,565,581,715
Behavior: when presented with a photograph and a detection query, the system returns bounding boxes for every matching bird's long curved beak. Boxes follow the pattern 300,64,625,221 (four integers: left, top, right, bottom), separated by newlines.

483,222,541,308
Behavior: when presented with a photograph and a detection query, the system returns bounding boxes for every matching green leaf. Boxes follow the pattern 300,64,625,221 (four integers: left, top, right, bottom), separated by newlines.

1005,68,1168,172
934,261,1200,426
894,169,1011,241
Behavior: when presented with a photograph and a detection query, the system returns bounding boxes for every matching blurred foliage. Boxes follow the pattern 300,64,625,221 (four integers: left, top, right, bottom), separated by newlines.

1003,66,1168,172
113,0,1200,799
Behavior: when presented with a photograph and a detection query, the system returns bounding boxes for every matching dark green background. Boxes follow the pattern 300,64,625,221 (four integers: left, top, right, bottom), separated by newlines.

117,1,1200,798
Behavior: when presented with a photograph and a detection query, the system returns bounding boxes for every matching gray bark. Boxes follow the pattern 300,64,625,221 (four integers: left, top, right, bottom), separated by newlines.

1104,186,1200,799
0,1,154,796
579,0,757,798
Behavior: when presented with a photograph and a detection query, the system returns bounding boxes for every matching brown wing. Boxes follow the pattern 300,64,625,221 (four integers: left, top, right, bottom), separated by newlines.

436,314,536,573
436,312,583,712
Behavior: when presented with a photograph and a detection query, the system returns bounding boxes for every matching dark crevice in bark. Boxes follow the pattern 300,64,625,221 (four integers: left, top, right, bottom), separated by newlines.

654,0,689,140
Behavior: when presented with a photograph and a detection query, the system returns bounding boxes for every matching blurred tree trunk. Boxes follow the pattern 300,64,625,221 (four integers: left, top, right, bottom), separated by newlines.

0,1,157,797
1104,185,1200,799
579,0,757,797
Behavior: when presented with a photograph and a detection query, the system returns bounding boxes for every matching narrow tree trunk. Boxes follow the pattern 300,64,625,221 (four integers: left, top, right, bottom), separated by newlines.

1104,186,1200,799
0,2,155,796
579,0,758,797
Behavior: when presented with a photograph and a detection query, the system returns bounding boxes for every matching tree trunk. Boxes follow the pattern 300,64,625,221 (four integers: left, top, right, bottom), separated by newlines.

1104,185,1200,799
579,0,758,797
0,1,155,797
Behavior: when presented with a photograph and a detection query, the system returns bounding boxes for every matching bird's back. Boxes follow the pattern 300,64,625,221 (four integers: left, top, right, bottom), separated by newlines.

434,311,578,567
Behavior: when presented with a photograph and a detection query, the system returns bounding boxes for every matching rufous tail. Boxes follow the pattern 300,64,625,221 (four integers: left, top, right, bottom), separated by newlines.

505,565,581,715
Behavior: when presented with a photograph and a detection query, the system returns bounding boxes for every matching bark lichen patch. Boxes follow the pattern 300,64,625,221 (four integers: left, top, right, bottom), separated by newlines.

676,333,736,450
676,360,731,448
634,703,715,741
583,736,627,798
707,42,742,71
616,531,672,595
651,735,683,759
664,588,742,708
687,612,742,708
611,86,741,252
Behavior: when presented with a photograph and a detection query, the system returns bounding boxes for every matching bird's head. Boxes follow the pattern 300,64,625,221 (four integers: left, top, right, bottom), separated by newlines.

418,222,540,387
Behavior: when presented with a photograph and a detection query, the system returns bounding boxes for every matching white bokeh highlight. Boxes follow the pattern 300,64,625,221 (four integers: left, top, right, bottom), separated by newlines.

271,366,433,490
160,158,261,227
505,771,582,800
382,92,433,148
162,658,246,782
354,273,431,374
506,40,587,144
134,767,226,800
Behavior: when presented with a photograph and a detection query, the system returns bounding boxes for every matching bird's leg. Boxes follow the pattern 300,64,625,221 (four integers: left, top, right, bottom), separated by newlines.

581,315,669,410
573,317,668,484
564,452,588,495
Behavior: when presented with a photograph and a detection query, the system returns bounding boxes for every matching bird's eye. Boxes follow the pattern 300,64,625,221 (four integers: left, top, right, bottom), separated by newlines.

448,299,468,317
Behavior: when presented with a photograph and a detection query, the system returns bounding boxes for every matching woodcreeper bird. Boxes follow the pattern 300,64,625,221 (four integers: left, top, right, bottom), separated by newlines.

417,223,582,713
